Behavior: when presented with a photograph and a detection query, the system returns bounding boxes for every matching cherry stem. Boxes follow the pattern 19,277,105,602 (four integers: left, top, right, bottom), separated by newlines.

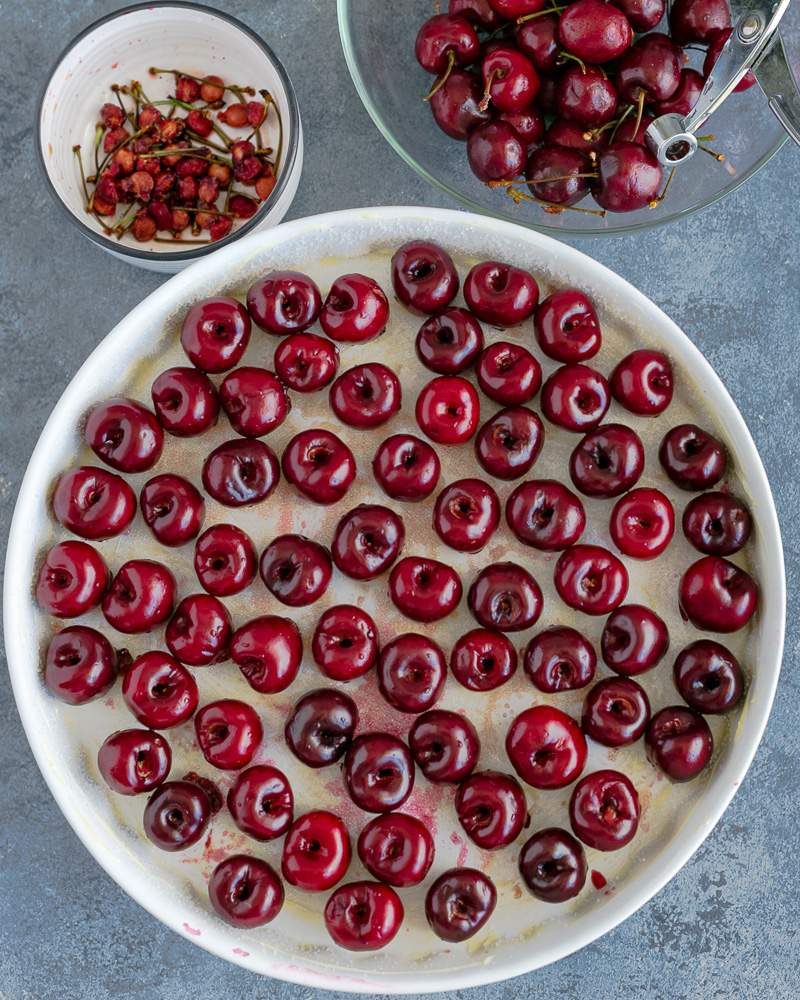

505,187,606,217
425,50,456,102
699,143,725,162
182,205,234,218
695,132,716,142
559,50,587,73
184,129,231,154
649,166,676,208
149,67,255,96
113,202,139,238
154,235,212,244
602,103,634,144
518,4,567,21
478,65,500,112
632,90,646,143
262,89,283,173
73,145,91,211
491,172,599,187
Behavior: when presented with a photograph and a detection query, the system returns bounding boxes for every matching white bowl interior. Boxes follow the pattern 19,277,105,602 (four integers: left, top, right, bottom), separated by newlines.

4,208,785,993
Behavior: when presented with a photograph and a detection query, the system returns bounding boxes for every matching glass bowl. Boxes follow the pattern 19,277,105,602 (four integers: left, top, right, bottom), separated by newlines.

338,0,796,236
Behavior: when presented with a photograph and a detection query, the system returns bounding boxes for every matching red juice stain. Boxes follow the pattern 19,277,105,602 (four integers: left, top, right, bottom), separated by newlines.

591,870,607,890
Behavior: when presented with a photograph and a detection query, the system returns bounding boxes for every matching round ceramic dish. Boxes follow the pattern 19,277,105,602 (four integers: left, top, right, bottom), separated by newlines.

38,1,302,273
4,207,785,992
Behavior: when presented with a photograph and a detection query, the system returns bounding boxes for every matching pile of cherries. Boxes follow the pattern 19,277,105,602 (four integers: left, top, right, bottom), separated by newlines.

76,68,280,244
416,0,752,214
36,238,757,950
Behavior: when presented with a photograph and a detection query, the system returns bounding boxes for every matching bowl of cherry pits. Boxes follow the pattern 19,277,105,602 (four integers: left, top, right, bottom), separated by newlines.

5,207,784,991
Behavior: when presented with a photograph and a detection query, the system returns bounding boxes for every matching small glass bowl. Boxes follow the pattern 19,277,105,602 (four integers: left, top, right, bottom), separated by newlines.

338,0,793,237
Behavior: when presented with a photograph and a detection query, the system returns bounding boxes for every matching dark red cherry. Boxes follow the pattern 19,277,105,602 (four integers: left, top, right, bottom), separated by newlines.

430,69,491,139
541,364,610,432
285,688,358,767
476,341,541,405
122,651,198,728
151,366,219,436
53,466,136,540
209,854,284,928
324,881,403,951
498,108,544,145
450,628,517,691
554,545,628,616
519,827,587,903
344,733,415,813
378,633,446,713
180,296,251,373
450,0,501,29
36,541,109,618
391,241,459,315
601,604,669,675
194,523,257,596
320,273,389,343
464,260,539,327
506,479,586,550
415,13,480,74
260,534,332,607
389,556,463,622
358,813,435,887
468,562,543,631
682,492,752,555
195,699,262,770
670,0,729,43
140,473,205,546
330,363,401,429
98,728,171,795
523,626,596,693
645,705,713,780
527,145,592,207
611,0,665,30
594,142,663,213
455,770,527,849
273,332,339,392
490,0,549,15
535,290,601,364
425,868,497,942
219,367,290,437
102,560,175,633
673,639,744,714
610,486,674,557
416,308,484,374
372,433,441,502
416,376,480,444
44,625,117,704
570,423,645,498
546,117,600,152
246,270,322,335
165,593,231,666
475,406,544,481
659,424,727,491
704,28,757,91
409,709,480,783
230,614,303,693
282,810,351,891
608,112,654,144
610,349,673,415
480,45,540,113
143,779,211,851
569,769,640,850
506,705,587,789
558,0,633,64
582,677,650,747
516,15,560,74
433,478,500,552
202,438,279,507
84,397,163,473
679,556,757,633
312,605,379,681
282,428,356,504
332,504,405,579
557,65,619,126
467,120,526,181
616,33,682,103
227,764,294,841
653,67,703,116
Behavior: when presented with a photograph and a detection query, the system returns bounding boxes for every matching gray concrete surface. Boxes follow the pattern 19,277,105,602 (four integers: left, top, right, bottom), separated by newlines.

1,2,798,998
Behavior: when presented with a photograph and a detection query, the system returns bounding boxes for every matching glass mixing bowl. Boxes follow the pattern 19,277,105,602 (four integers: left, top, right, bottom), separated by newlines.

338,0,797,236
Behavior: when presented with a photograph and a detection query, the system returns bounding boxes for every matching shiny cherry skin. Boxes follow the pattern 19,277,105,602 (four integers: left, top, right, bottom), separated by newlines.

415,13,480,74
557,65,619,126
330,363,401,429
227,764,294,841
44,625,117,704
274,333,339,392
569,769,640,850
344,733,415,813
122,651,198,728
570,423,645,498
358,813,435,887
260,534,332,607
181,296,251,373
476,341,541,405
416,375,480,444
679,556,757,632
645,706,713,781
430,69,491,140
102,559,176,633
332,504,405,579
653,67,703,116
433,478,500,552
554,545,628,616
324,881,404,952
546,117,601,152
468,562,543,632
389,556,463,622
559,0,633,64
378,633,446,713
611,349,673,415
53,466,136,540
451,0,501,29
151,366,219,436
610,487,674,557
704,28,756,91
683,492,752,555
230,614,303,693
84,397,163,473
660,423,727,491
165,593,231,666
601,604,669,675
524,626,596,693
673,639,744,714
481,46,540,114
372,433,441,502
616,32,682,103
506,705,587,789
455,770,527,849
582,677,650,747
416,308,484,374
320,273,389,343
391,241,459,315
535,290,601,363
670,0,729,43
219,366,290,437
209,855,284,928
542,364,610,432
409,709,480,783
281,428,356,504
612,0,665,30
143,780,211,851
475,406,544,481
490,0,549,15
450,628,517,691
194,523,257,596
312,605,379,681
425,868,497,942
506,479,586,551
98,728,171,795
36,541,109,618
594,142,663,213
498,107,544,145
519,827,587,903
527,145,592,206
285,688,358,767
195,699,262,770
246,270,322,335
464,260,539,327
202,438,279,507
140,474,205,546
607,111,655,145
516,14,560,74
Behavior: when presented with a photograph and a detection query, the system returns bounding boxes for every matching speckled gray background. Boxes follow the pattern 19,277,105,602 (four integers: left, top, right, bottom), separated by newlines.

1,2,798,998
